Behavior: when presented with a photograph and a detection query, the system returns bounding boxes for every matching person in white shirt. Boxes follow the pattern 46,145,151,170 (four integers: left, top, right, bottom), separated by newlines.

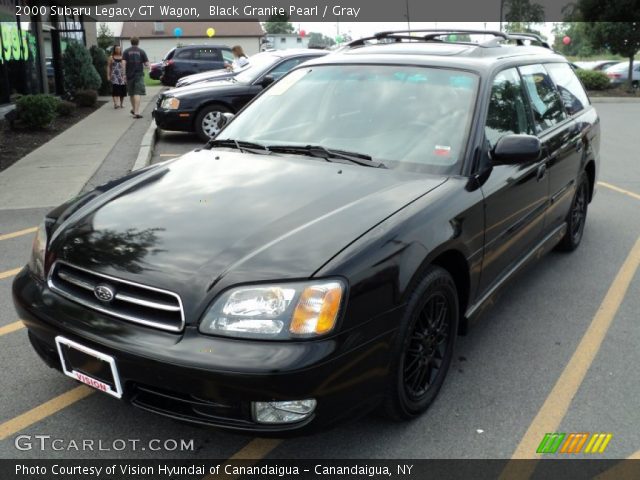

226,45,249,71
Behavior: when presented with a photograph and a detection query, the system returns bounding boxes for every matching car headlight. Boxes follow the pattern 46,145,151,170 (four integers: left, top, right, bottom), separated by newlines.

161,97,180,109
28,222,48,280
199,280,345,339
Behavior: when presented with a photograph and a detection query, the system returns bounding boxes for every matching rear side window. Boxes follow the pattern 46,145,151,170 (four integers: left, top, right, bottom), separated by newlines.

222,50,234,63
519,64,567,133
268,57,310,79
194,48,222,61
485,68,534,148
545,63,589,116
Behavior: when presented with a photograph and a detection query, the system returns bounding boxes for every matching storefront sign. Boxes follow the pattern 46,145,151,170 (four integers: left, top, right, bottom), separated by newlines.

0,22,36,63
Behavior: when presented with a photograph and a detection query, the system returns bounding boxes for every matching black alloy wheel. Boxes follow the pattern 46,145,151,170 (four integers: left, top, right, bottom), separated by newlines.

557,171,589,252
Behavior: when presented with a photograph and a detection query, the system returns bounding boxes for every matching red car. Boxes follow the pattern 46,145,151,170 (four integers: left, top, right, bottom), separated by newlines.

149,62,163,81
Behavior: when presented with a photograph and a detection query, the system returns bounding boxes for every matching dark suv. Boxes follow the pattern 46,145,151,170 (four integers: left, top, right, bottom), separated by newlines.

161,44,233,86
13,30,599,433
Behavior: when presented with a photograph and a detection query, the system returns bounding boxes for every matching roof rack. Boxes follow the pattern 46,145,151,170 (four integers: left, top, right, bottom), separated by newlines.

346,29,553,51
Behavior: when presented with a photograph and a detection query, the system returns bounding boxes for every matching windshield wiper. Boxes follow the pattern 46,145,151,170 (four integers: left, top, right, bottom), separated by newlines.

267,144,387,168
206,138,271,155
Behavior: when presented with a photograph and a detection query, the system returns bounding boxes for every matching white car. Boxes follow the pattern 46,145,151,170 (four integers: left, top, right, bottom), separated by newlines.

604,61,640,87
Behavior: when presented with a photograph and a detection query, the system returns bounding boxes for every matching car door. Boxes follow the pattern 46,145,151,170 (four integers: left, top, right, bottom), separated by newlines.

478,67,550,294
543,62,591,230
520,64,582,235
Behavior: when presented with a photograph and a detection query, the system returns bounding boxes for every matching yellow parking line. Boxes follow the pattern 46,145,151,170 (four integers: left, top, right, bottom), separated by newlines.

0,321,24,336
0,227,37,242
203,438,283,480
599,182,640,201
500,235,640,478
0,386,94,441
0,267,22,280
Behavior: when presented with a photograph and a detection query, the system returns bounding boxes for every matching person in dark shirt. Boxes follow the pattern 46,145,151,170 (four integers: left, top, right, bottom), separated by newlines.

122,37,149,118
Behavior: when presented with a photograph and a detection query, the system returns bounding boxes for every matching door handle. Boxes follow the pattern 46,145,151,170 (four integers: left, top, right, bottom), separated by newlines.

575,140,584,153
536,163,547,182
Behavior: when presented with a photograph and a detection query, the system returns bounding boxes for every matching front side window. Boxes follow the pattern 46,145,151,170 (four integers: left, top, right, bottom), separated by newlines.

485,68,534,148
519,64,567,133
545,62,589,116
267,57,308,80
219,65,479,174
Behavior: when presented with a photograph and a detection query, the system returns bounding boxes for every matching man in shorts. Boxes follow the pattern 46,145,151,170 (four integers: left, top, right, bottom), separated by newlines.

122,37,149,118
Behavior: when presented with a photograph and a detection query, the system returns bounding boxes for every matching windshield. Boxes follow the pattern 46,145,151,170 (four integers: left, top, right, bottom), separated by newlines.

219,65,478,174
234,53,280,83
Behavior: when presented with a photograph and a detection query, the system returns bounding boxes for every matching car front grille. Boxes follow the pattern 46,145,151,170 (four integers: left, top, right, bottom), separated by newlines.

47,261,185,333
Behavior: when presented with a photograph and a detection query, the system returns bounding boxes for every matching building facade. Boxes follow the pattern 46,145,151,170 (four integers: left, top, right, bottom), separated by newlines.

263,33,310,51
0,0,96,104
119,22,265,63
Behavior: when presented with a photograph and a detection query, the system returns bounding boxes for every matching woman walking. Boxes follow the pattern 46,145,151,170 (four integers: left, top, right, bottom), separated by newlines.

107,45,127,109
225,45,249,71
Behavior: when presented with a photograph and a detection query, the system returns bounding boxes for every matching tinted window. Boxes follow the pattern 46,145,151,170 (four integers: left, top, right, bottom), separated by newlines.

519,64,567,132
194,48,222,61
222,50,234,63
268,57,310,79
485,68,534,148
545,63,589,115
175,49,192,59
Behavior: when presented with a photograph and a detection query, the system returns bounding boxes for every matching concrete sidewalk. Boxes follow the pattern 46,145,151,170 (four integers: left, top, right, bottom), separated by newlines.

0,86,161,210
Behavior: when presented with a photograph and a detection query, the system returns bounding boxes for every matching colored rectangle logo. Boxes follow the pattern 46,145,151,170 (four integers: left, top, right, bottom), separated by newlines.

537,433,612,454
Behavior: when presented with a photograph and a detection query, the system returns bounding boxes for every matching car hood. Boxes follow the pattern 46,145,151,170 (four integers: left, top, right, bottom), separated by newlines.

178,69,233,85
49,150,446,321
167,79,244,98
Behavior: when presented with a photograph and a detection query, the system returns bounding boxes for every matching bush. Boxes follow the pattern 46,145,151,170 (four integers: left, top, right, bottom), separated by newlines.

56,100,76,117
63,41,101,95
16,94,60,128
576,69,610,91
89,45,110,95
74,89,98,107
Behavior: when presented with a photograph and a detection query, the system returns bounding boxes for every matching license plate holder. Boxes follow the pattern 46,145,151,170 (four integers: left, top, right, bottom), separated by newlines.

55,336,123,399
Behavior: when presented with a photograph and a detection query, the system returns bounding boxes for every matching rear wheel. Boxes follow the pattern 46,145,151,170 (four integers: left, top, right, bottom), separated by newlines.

382,266,459,420
557,171,589,252
195,104,232,141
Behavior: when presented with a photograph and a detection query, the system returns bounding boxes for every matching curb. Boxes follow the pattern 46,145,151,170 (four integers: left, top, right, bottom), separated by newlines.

132,120,157,171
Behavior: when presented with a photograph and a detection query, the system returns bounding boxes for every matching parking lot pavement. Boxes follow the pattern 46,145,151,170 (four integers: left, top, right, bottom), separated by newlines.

151,129,205,165
1,103,640,464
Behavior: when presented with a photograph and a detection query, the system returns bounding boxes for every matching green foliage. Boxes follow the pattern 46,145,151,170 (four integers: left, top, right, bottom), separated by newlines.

552,22,604,57
575,69,610,90
16,94,60,129
307,32,335,49
263,14,294,34
89,45,110,95
56,100,76,117
97,23,114,51
503,0,545,34
63,41,102,95
74,89,98,107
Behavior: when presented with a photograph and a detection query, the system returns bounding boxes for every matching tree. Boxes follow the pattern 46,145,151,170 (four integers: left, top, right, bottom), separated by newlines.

63,41,101,96
89,45,110,95
97,23,114,51
577,0,640,90
307,32,335,49
552,22,604,57
263,14,294,34
502,0,545,36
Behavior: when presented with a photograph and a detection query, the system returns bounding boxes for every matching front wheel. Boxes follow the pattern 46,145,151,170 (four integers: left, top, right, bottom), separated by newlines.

557,171,589,252
195,104,232,141
382,266,459,420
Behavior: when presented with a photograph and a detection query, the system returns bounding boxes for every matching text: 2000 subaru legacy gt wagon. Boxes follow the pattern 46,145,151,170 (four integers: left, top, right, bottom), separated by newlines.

13,30,599,433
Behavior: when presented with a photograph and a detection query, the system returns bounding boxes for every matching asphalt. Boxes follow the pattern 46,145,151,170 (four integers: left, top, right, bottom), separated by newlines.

0,103,639,462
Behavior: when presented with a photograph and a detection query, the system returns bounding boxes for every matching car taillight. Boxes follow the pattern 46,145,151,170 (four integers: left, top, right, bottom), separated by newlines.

607,72,621,78
163,59,174,67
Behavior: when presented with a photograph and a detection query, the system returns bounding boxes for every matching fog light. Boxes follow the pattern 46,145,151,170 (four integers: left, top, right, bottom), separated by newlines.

252,399,317,424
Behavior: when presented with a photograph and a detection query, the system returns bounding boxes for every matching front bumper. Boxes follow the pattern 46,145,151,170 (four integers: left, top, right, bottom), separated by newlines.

153,108,195,132
13,269,396,434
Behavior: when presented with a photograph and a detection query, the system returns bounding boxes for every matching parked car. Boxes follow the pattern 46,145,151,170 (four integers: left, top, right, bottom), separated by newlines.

604,61,640,87
574,60,620,71
160,44,233,86
154,49,328,140
149,62,163,80
13,30,599,434
175,52,274,88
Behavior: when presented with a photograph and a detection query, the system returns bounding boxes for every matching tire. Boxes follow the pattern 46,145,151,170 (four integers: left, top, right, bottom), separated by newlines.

195,104,232,142
556,171,589,252
382,265,459,420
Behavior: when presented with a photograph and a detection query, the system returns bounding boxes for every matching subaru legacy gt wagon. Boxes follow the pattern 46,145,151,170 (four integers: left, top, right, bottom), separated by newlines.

13,30,599,433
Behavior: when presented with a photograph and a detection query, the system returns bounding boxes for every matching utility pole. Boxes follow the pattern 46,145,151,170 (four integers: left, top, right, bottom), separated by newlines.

405,0,411,34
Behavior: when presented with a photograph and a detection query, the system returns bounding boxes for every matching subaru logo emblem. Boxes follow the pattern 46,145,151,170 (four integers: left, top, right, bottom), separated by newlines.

94,284,115,302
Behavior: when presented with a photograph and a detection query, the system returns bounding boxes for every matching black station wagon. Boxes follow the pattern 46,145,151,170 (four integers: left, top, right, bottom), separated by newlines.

13,30,600,433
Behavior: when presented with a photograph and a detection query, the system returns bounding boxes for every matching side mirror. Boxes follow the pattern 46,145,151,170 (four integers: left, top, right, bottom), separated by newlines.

216,112,235,130
260,75,275,88
491,134,541,165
